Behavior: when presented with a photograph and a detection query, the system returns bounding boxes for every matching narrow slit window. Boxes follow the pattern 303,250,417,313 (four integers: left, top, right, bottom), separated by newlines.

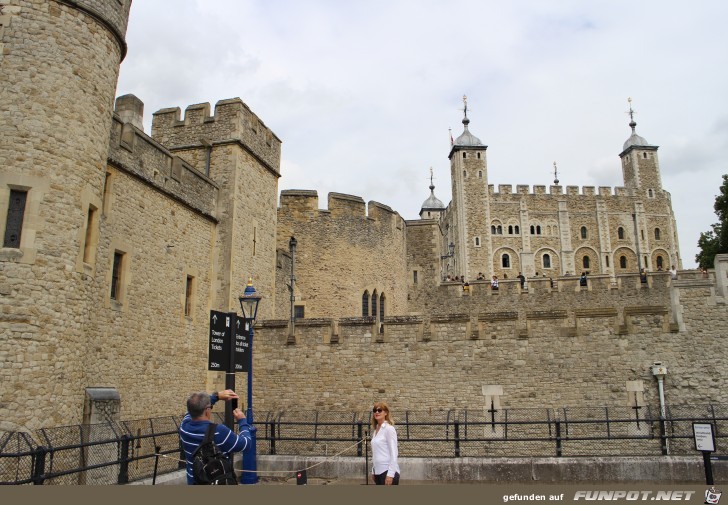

184,275,194,317
3,189,27,248
362,291,369,317
83,206,97,264
111,251,124,301
502,254,510,268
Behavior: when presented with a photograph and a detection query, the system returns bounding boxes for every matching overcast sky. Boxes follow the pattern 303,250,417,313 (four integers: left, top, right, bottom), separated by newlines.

116,0,728,269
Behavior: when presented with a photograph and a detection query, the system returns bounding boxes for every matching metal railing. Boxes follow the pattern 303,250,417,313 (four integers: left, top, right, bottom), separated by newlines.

2,405,726,485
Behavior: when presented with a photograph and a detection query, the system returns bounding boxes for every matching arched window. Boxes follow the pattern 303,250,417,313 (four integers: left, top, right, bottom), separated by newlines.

618,227,624,240
530,225,535,235
371,290,378,318
477,152,481,159
502,254,510,268
478,171,482,178
463,153,467,159
543,254,551,269
581,226,588,239
463,170,467,177
362,291,369,317
380,294,385,319
508,225,513,234
497,225,502,235
605,255,610,267
656,256,664,270
648,188,654,197
475,237,480,246
536,225,541,235
583,256,590,269
620,256,627,269
655,228,661,240
491,225,496,234
515,225,520,235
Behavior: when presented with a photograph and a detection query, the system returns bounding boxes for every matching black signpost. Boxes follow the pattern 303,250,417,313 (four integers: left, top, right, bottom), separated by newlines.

234,317,250,373
208,310,250,429
208,310,231,372
694,422,716,485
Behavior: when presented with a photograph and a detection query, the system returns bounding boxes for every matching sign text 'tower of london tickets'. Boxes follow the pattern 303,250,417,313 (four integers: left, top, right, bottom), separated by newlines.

208,310,250,372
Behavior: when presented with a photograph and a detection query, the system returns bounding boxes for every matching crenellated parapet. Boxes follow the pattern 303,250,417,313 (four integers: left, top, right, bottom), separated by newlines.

279,190,404,226
108,114,219,220
488,184,630,197
151,98,281,175
275,190,408,319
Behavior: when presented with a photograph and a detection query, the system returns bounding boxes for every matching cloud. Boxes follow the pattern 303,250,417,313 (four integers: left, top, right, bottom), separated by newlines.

118,0,728,268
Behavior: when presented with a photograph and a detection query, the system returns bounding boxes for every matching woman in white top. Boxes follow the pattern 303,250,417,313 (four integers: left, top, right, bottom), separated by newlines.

370,401,400,485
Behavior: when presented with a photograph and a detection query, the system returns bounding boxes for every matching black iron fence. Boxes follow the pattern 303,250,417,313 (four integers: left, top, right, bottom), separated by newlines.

2,405,726,485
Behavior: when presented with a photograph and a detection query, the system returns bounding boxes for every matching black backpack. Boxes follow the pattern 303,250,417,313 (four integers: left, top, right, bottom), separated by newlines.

191,423,238,485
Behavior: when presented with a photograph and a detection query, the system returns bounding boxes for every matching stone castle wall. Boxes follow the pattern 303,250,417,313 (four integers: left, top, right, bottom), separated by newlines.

150,98,281,320
251,269,728,414
151,98,281,176
0,0,131,429
483,184,677,278
275,190,409,321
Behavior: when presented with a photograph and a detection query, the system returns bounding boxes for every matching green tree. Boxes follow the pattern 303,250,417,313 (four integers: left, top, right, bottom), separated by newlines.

696,174,728,269
696,224,721,269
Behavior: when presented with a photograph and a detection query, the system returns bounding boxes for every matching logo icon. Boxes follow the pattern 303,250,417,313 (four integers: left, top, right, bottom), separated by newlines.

706,487,722,505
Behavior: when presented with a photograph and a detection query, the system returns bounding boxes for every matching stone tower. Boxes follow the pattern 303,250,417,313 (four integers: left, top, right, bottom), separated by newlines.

618,100,676,270
448,96,490,279
150,99,282,319
0,0,132,429
620,100,662,195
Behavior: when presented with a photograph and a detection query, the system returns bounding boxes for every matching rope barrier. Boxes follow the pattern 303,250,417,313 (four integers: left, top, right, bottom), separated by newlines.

155,438,365,477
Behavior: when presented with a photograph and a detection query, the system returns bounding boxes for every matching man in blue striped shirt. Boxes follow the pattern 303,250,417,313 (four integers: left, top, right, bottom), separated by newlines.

179,389,252,484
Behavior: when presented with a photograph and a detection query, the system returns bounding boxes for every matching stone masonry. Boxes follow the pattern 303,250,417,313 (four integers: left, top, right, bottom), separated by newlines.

0,1,721,434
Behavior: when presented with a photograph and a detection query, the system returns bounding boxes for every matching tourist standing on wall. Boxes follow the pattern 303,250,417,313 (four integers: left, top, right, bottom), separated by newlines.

517,272,525,289
370,401,400,485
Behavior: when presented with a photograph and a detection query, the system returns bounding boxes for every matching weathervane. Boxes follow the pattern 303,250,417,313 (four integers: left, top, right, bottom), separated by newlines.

627,97,635,122
462,94,468,118
553,161,559,185
627,97,637,133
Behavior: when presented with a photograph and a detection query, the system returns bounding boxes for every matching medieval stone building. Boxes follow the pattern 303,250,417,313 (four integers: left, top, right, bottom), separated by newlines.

0,1,723,434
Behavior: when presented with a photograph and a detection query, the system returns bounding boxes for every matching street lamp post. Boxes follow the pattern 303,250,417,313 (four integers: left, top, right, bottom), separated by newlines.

288,236,297,344
239,279,261,484
651,361,669,455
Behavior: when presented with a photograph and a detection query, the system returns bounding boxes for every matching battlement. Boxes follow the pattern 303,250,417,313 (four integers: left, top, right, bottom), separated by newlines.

108,114,219,219
279,190,403,224
489,184,628,197
150,97,281,174
328,192,366,218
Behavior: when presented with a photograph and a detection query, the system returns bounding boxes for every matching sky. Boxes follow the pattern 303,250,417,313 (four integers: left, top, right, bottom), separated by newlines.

116,0,728,269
